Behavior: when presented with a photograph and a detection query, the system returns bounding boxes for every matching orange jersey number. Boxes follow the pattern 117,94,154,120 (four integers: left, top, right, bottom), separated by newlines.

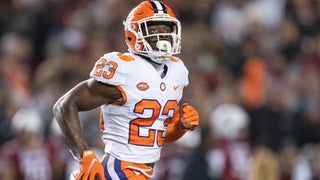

129,99,178,147
93,58,118,79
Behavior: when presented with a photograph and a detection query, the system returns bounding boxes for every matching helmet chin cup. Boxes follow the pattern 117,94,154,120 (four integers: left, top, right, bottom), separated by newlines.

148,53,170,64
156,40,172,53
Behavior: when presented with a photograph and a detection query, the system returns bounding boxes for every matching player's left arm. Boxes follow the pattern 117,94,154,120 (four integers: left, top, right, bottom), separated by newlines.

165,103,199,142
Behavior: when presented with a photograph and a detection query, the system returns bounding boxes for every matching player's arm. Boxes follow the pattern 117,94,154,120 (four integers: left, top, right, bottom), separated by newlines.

53,78,122,158
165,103,199,142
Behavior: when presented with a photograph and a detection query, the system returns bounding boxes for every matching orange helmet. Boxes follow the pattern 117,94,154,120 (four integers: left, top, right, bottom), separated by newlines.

123,1,181,64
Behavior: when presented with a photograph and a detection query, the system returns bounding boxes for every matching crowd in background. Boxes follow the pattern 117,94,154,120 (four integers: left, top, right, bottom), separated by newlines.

0,0,320,179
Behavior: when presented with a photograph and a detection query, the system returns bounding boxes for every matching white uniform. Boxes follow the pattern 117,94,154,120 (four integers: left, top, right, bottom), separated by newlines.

89,52,189,163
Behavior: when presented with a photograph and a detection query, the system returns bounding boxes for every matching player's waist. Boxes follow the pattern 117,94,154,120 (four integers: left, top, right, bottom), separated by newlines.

105,153,155,168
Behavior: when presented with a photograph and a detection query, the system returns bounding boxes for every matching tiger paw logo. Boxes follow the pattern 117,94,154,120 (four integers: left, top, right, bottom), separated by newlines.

136,82,149,91
160,82,166,91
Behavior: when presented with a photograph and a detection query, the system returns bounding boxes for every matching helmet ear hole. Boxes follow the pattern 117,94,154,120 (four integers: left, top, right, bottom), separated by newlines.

128,37,132,41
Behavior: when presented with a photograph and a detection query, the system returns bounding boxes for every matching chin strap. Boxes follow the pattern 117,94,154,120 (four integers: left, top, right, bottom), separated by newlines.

137,54,169,65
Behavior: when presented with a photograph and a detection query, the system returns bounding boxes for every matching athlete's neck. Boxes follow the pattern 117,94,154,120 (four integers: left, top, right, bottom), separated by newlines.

138,54,165,75
150,61,165,74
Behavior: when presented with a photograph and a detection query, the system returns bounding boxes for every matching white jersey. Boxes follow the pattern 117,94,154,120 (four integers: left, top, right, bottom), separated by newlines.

89,52,189,163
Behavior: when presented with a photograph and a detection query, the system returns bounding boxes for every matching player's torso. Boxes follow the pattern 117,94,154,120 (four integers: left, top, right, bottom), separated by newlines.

90,52,188,163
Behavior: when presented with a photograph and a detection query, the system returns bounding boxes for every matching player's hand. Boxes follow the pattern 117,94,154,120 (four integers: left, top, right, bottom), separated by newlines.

180,103,199,131
76,150,105,180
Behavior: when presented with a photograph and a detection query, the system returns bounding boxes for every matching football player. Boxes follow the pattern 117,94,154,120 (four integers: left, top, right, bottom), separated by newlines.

53,1,199,179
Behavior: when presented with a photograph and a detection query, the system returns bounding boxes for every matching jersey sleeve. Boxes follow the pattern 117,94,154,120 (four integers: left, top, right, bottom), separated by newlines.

89,52,127,86
181,61,189,87
172,56,189,87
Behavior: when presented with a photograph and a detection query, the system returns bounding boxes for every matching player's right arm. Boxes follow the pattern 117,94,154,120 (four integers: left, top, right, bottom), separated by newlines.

52,78,122,159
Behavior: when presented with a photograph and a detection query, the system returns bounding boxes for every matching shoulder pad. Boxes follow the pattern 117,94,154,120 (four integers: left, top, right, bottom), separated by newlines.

89,52,136,85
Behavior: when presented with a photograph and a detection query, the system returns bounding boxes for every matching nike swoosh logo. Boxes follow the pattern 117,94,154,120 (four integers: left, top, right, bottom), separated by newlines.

173,85,180,90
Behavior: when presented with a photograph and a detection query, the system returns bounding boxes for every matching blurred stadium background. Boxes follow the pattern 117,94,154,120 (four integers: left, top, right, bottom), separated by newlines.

0,0,320,179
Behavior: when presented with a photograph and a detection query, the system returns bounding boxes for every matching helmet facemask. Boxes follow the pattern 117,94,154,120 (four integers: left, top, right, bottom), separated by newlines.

124,15,181,64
